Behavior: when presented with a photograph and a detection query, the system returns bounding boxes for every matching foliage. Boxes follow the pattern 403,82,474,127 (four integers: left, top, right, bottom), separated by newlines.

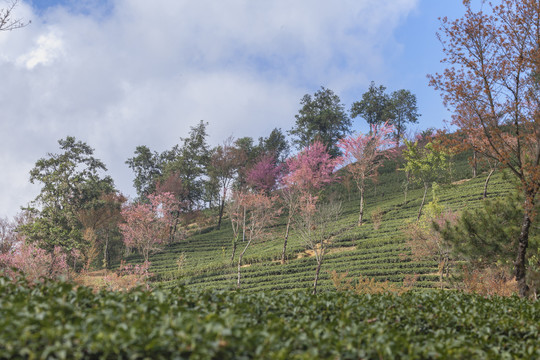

435,189,538,272
282,140,337,193
405,187,460,288
370,207,383,230
429,0,540,297
125,145,163,200
338,122,396,225
246,153,282,194
162,120,211,210
403,139,448,220
329,270,413,295
77,192,126,269
3,279,540,359
458,265,518,297
351,82,419,146
120,192,183,262
101,260,152,291
350,81,391,127
257,127,290,163
20,137,116,260
388,89,420,146
0,243,69,283
208,137,245,229
289,86,351,157
279,141,337,264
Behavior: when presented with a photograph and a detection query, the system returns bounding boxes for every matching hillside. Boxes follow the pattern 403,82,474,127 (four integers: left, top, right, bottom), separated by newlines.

126,152,513,292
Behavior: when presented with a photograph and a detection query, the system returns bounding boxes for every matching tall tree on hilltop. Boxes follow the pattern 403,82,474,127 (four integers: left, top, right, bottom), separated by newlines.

289,87,351,157
389,89,420,147
351,82,391,129
125,145,163,200
428,0,540,297
257,128,290,163
209,137,244,230
19,137,116,256
163,120,211,210
155,173,189,241
352,82,420,144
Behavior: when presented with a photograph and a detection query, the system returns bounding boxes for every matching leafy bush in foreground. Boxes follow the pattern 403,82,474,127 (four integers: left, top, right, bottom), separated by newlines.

1,277,540,359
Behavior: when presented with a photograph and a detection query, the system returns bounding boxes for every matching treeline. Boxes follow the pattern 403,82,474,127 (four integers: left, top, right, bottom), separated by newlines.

0,83,420,284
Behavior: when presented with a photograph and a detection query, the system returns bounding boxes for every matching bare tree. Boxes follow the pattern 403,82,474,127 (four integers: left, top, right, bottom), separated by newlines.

0,0,29,32
0,216,16,254
294,197,341,295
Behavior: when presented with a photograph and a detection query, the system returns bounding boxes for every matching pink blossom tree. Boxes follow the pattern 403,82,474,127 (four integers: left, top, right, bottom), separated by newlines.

338,122,396,226
279,141,338,263
119,192,180,262
0,243,69,284
246,153,282,194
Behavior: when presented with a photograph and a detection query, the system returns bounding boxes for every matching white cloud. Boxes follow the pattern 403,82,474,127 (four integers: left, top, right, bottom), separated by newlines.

16,31,64,69
0,0,419,217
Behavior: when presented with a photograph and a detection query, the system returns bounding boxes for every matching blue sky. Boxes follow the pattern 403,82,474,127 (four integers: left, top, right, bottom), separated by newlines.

0,0,471,218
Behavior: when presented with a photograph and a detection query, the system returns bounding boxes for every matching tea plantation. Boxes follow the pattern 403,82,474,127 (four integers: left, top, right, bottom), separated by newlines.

140,153,513,293
2,277,540,359
4,154,536,359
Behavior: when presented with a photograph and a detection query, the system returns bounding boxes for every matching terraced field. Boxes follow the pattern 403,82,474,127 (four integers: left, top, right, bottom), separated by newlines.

128,153,513,292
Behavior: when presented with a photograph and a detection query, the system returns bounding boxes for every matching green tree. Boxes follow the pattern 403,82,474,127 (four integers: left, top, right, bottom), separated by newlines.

289,87,351,157
389,89,420,147
163,121,211,210
403,139,448,221
350,81,391,129
20,136,116,254
125,145,163,200
208,137,244,230
436,191,523,271
257,128,290,163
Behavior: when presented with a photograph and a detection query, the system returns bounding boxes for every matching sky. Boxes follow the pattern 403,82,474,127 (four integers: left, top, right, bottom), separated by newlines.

0,0,470,218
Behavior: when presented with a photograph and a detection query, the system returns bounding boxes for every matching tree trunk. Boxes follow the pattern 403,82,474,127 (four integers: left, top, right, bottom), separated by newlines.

483,168,495,199
312,259,322,295
230,238,237,264
170,213,180,243
417,182,429,222
237,236,253,289
242,207,246,242
358,187,365,226
281,213,293,264
515,206,532,298
472,150,477,178
217,196,226,230
103,230,109,269
404,171,410,204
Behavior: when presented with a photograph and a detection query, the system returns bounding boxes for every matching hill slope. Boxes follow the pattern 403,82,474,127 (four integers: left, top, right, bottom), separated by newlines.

133,152,512,292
